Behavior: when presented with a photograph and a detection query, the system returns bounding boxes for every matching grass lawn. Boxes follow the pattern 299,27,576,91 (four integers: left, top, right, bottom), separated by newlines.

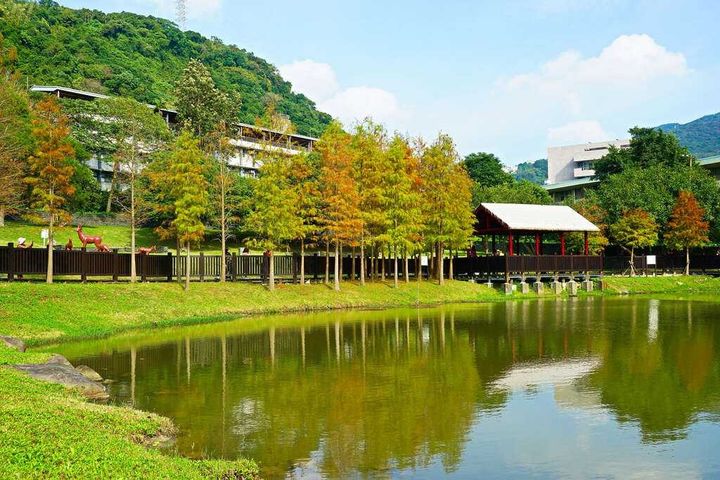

0,280,511,345
0,220,252,254
0,346,259,479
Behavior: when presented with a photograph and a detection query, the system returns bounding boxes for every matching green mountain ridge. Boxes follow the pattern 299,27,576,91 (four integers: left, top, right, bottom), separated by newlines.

657,112,720,159
0,0,332,137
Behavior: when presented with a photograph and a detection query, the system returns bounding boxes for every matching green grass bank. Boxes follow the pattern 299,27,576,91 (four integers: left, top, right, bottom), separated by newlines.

2,275,719,479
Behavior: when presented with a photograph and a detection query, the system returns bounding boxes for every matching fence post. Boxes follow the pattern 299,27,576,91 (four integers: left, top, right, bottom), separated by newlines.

7,242,14,282
231,253,237,282
199,252,205,282
141,254,147,282
166,252,173,282
81,247,87,283
112,249,119,282
292,253,298,284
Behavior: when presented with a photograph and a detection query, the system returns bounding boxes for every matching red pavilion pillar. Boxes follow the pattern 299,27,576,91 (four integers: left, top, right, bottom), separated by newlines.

560,232,566,256
535,233,541,255
584,231,589,255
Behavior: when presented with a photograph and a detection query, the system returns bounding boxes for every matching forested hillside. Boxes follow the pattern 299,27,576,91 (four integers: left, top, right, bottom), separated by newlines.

657,112,720,159
513,158,547,184
0,0,332,136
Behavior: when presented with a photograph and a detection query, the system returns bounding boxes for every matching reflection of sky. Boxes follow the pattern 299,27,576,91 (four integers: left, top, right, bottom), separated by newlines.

394,386,718,479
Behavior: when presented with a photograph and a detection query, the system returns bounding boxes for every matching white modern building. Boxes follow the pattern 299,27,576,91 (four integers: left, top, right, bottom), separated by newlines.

31,85,317,190
545,139,629,202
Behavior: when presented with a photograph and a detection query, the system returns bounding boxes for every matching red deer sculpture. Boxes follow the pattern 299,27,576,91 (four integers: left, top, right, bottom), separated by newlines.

76,225,110,252
137,246,157,255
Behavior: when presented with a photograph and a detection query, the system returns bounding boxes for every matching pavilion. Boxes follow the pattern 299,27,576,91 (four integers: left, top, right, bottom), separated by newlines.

473,203,600,256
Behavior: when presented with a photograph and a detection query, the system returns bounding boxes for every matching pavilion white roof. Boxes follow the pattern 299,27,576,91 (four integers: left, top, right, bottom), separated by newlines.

479,203,600,232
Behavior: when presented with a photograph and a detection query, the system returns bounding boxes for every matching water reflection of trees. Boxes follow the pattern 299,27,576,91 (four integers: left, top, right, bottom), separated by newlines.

65,298,720,477
588,299,720,442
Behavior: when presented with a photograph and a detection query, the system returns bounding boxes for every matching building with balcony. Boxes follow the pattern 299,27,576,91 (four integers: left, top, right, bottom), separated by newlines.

30,85,317,190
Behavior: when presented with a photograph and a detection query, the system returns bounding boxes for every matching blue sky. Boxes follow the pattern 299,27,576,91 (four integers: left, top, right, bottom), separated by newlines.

59,0,720,165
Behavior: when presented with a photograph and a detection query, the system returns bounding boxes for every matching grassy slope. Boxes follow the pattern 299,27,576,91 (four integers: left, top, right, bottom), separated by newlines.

0,280,508,345
0,347,258,479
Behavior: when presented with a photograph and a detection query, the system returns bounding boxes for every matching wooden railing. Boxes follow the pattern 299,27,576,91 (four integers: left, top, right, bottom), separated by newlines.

3,243,718,282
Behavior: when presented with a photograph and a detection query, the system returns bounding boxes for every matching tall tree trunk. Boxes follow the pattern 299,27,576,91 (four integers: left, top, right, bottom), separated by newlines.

393,245,398,288
449,249,454,280
325,242,330,284
130,182,137,283
417,254,422,283
106,159,119,213
46,211,54,284
629,248,635,277
184,241,190,291
176,237,182,284
685,246,690,276
300,238,305,285
0,206,5,227
351,246,356,282
269,250,275,291
360,239,366,285
404,250,410,283
334,241,340,291
339,244,343,280
438,242,444,285
381,246,385,281
220,170,226,283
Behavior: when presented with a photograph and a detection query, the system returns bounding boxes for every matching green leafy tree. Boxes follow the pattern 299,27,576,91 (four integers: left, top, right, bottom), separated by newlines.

0,41,32,226
594,127,695,180
175,59,240,282
246,153,302,291
610,209,658,276
664,191,709,275
592,164,720,238
26,96,76,283
384,134,422,287
473,179,553,206
167,132,209,291
288,151,321,284
418,134,471,285
462,152,513,188
104,96,170,282
351,119,389,284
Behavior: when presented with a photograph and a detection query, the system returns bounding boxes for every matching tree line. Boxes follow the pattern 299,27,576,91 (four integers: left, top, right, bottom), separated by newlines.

459,127,719,275
0,43,476,289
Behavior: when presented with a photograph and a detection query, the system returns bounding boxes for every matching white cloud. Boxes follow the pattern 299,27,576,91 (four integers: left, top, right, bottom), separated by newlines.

504,34,688,114
319,87,400,124
147,0,222,20
279,59,402,125
278,60,339,103
547,120,610,145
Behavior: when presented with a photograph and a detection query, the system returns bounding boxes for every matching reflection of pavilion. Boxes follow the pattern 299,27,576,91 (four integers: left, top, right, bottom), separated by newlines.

491,358,601,392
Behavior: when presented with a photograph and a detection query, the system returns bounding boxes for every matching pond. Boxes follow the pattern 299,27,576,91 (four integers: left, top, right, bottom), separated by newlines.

43,298,720,479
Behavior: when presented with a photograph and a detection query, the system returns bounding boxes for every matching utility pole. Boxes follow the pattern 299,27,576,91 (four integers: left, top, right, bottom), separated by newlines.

175,0,187,29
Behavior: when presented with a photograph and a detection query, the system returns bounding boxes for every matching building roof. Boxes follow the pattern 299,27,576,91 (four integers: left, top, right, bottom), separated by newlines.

698,155,720,168
544,177,599,192
477,203,599,232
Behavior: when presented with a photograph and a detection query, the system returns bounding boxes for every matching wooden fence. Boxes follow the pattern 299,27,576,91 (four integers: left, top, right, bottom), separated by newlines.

3,243,720,282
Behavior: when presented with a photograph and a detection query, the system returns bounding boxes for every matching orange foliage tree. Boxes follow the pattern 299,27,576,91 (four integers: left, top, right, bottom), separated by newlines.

318,121,362,291
664,190,709,275
26,97,76,283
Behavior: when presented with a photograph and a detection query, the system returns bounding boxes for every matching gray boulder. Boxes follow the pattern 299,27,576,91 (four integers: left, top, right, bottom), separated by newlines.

46,354,72,366
75,364,103,382
0,336,26,353
11,363,109,401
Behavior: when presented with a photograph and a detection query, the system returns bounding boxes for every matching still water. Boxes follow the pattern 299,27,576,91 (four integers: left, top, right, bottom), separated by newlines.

45,298,720,479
